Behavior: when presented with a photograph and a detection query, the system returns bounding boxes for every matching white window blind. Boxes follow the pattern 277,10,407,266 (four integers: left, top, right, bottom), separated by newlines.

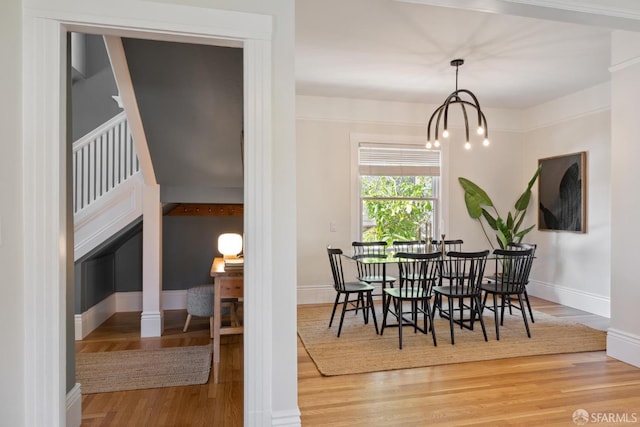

358,143,440,176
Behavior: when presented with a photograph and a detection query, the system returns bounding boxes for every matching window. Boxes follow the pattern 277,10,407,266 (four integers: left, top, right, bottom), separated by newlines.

357,142,441,245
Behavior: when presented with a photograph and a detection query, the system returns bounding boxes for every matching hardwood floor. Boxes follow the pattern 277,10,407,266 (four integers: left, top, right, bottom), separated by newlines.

78,297,640,426
78,310,243,426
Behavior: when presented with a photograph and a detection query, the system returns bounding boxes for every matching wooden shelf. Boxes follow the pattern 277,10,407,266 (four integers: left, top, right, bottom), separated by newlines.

165,203,243,217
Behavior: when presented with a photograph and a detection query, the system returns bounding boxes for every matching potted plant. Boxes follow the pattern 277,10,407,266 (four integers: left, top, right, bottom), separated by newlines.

459,165,541,249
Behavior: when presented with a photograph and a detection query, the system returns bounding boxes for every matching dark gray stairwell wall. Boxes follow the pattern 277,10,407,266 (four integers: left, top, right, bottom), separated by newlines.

123,38,244,204
162,215,243,290
71,33,121,141
121,38,245,293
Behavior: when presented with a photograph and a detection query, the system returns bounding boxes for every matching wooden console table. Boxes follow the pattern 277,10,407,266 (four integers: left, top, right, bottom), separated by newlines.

210,257,243,383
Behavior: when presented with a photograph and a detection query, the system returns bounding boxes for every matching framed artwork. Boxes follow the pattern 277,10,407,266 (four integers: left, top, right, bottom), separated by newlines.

538,151,587,233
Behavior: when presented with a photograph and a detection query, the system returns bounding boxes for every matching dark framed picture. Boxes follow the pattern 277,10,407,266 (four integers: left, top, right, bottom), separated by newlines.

538,152,587,233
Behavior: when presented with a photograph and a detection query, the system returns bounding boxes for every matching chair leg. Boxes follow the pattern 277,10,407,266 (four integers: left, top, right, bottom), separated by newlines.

500,295,507,326
448,297,455,345
209,316,214,339
360,292,369,325
367,291,379,334
183,314,192,333
411,300,418,334
524,289,535,323
329,293,340,328
426,300,437,346
474,295,488,341
381,294,391,335
337,293,350,337
492,293,500,340
398,297,404,350
518,293,531,338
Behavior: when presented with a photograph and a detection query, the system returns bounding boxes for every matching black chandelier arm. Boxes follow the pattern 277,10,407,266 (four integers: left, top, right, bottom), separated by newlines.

459,100,470,142
479,108,489,139
438,98,490,138
442,92,463,133
426,104,445,141
455,89,484,128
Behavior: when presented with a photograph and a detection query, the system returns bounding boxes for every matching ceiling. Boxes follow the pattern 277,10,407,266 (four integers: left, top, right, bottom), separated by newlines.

295,0,615,109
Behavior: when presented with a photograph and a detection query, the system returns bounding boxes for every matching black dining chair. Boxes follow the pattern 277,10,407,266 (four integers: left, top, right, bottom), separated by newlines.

432,250,489,345
327,247,379,337
432,239,464,254
392,240,426,254
381,252,440,349
432,239,464,316
480,248,535,340
507,242,537,323
351,241,396,294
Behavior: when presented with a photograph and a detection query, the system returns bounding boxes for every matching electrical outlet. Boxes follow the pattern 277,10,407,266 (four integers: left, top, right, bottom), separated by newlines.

329,221,337,232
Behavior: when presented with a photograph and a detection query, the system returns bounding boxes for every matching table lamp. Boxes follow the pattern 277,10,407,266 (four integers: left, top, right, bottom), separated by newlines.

218,233,244,268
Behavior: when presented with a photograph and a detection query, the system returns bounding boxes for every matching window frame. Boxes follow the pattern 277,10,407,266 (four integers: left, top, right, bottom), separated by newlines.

350,133,450,243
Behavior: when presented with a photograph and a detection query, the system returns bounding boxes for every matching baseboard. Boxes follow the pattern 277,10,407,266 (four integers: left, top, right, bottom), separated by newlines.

607,328,640,368
527,280,610,318
140,311,164,337
75,293,117,340
76,290,188,340
271,408,302,426
162,290,188,310
116,290,187,311
297,285,337,305
66,383,82,427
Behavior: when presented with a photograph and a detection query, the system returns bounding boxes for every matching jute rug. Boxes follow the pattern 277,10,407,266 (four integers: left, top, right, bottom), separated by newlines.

298,305,606,376
77,344,212,394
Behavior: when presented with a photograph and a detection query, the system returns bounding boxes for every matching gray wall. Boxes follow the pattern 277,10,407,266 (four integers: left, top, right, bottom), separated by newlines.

122,38,244,203
71,34,121,141
114,231,143,292
75,215,243,300
162,215,243,290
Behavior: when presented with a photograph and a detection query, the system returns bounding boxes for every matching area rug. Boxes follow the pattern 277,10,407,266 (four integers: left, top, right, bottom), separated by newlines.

76,344,212,394
298,305,606,376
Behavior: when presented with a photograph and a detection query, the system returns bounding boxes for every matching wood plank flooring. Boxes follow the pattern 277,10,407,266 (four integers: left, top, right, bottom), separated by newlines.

78,297,640,426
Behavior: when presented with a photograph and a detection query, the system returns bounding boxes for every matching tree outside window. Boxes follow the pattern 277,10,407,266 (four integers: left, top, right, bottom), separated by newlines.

360,175,436,246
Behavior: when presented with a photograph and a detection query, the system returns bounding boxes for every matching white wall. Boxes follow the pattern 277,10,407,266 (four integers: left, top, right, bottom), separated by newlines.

296,96,526,304
608,30,640,367
0,1,24,425
522,83,611,317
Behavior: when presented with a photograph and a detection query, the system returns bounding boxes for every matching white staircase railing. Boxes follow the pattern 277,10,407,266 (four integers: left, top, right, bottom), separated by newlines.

73,112,144,261
73,111,140,214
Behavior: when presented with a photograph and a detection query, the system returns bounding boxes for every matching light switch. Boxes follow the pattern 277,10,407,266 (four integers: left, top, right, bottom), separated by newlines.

329,221,337,232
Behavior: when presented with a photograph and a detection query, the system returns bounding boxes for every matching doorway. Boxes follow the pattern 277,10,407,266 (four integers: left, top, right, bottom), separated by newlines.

23,6,278,425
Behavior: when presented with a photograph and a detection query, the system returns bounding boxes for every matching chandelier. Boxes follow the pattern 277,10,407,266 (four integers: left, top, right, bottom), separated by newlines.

426,59,489,150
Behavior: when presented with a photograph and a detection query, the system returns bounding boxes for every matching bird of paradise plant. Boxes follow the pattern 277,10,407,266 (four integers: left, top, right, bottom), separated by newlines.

459,165,542,249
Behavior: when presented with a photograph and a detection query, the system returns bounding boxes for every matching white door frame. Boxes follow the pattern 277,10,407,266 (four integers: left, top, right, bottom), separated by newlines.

23,4,276,426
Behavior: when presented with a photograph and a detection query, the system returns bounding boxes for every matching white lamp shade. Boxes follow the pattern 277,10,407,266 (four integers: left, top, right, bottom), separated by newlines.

218,233,243,257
